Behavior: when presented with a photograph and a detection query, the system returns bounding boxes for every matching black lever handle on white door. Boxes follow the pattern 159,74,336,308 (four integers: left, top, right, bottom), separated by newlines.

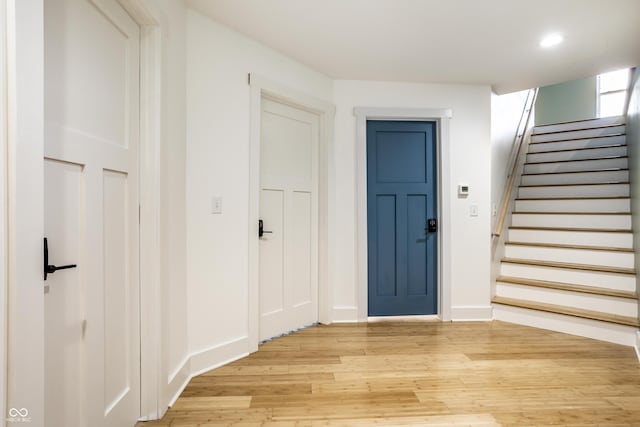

258,219,272,238
44,237,77,280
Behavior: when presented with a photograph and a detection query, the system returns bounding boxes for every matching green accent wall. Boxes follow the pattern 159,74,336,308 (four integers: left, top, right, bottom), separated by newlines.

535,77,597,125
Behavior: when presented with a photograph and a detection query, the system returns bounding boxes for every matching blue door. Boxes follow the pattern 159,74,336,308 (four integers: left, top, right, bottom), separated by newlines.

367,120,438,316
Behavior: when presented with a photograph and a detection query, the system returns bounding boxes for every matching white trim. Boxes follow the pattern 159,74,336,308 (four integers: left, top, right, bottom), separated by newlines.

126,0,163,420
189,336,249,377
0,0,7,421
450,306,493,321
354,107,453,322
6,0,45,423
5,0,165,422
163,336,249,409
248,74,335,352
332,306,358,323
635,330,640,362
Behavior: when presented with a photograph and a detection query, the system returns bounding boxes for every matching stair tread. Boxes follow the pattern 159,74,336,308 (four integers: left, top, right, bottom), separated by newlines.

522,168,628,176
496,276,638,299
533,122,626,135
519,182,629,188
529,134,627,145
504,241,633,253
525,155,627,165
533,116,624,130
516,196,629,201
492,296,640,327
532,123,625,136
513,211,630,215
529,134,626,145
533,120,626,135
501,257,635,274
509,226,631,233
528,144,626,155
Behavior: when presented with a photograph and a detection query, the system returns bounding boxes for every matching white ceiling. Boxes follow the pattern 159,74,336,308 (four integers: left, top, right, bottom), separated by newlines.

186,0,640,94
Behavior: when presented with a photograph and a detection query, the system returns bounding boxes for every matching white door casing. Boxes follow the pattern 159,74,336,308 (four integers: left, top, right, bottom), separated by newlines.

44,0,140,425
6,0,46,423
7,0,164,425
0,0,8,422
354,107,453,322
258,98,319,341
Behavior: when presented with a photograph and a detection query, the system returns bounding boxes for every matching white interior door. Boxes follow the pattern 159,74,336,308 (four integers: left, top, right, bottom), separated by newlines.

44,0,140,425
259,98,319,341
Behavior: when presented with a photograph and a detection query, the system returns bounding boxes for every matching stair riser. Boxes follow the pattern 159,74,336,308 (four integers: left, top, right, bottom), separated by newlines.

518,184,629,199
521,170,629,186
515,198,630,213
508,229,633,248
528,135,626,153
493,305,638,347
504,245,635,268
495,283,638,318
531,125,625,143
523,158,628,174
500,263,636,291
533,117,625,134
511,214,631,229
526,146,627,163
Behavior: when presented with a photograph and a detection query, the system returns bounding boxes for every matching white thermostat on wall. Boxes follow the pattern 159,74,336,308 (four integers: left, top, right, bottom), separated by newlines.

458,184,469,197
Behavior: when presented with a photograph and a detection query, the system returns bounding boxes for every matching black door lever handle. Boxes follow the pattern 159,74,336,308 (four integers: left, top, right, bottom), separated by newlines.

44,237,77,280
258,219,272,238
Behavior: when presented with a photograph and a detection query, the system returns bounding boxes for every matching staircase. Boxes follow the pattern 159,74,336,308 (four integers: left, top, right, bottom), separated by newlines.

493,115,640,346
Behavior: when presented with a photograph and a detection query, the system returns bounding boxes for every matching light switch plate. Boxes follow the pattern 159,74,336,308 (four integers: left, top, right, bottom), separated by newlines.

211,197,223,214
470,205,479,217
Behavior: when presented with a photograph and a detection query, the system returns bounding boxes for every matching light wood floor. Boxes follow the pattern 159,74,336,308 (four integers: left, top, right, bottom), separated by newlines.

138,321,640,426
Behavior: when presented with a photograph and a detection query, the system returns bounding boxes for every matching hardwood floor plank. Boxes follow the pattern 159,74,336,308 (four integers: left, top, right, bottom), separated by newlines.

137,321,640,426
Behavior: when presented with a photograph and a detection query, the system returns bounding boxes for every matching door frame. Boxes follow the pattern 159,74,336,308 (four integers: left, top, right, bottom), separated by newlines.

248,75,334,352
354,107,453,322
1,0,8,421
5,0,164,423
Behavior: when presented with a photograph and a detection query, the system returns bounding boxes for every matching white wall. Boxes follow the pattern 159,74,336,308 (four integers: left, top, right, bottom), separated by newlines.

185,9,333,373
149,0,190,412
332,81,492,321
535,77,597,125
490,90,530,231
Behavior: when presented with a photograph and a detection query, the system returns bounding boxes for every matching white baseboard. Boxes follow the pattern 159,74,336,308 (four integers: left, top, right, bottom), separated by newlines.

332,306,358,323
166,355,191,409
165,336,250,410
635,330,640,362
451,305,493,321
190,336,249,376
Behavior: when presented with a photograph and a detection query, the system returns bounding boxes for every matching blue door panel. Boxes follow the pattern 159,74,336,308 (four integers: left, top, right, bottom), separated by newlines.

407,195,427,296
367,121,437,316
375,195,397,297
376,132,427,183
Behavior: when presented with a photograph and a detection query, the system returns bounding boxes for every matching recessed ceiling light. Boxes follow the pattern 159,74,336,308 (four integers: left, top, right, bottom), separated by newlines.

540,33,563,48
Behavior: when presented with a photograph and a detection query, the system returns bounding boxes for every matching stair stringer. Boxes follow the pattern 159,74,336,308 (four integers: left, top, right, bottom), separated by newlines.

491,126,535,302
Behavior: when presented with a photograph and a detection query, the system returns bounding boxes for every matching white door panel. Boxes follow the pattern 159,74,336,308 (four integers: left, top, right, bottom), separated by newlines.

44,0,140,425
291,191,312,308
259,189,285,318
259,99,318,341
44,160,84,427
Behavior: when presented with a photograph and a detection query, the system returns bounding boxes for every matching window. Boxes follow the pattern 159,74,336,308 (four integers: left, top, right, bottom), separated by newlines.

597,68,630,117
